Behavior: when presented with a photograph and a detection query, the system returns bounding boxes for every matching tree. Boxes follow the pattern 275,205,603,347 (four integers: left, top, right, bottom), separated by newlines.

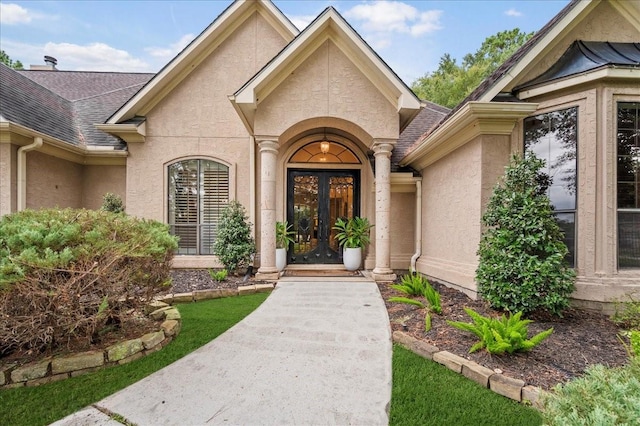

411,28,533,108
212,201,256,274
476,152,575,316
0,50,24,70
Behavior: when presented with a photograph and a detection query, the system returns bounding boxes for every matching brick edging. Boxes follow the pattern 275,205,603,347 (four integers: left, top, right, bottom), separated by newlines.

0,283,275,389
392,330,546,409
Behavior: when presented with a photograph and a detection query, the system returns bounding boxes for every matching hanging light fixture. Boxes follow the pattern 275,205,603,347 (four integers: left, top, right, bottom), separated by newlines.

320,127,330,154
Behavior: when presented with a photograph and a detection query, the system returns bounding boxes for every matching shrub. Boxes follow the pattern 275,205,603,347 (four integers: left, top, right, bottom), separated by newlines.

447,307,553,354
0,208,177,356
100,192,124,213
212,201,255,274
476,153,575,316
612,293,640,330
542,359,640,426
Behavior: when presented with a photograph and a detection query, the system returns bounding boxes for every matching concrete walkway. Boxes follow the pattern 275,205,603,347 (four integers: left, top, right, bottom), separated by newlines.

52,278,392,426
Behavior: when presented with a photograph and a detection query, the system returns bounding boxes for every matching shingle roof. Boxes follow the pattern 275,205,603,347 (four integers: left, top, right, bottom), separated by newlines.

0,66,154,149
397,0,580,161
0,63,78,144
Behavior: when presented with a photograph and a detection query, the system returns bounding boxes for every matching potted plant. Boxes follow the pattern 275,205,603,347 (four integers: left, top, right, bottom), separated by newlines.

275,221,295,272
333,216,372,271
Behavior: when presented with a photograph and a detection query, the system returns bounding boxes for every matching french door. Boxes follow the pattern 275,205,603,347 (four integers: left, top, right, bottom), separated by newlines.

287,170,360,264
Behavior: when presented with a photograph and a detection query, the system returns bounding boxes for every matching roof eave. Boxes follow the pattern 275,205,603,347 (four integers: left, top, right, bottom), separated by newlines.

96,121,146,144
400,102,539,170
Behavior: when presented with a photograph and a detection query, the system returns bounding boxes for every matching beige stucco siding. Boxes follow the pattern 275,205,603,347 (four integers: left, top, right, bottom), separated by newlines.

255,40,398,141
0,144,16,216
389,191,416,269
82,165,126,210
26,151,82,209
127,11,288,223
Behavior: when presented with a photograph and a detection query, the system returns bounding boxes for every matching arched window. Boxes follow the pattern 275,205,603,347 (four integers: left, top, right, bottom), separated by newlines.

168,159,229,255
290,141,360,164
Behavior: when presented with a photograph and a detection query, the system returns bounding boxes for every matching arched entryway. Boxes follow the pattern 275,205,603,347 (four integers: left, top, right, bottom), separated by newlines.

286,140,362,264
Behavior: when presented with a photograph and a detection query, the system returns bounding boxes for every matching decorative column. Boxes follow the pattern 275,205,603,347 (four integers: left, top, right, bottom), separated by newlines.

255,139,280,280
372,140,396,281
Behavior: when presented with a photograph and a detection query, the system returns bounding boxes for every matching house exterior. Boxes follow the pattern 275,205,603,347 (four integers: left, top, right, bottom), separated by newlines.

1,0,638,310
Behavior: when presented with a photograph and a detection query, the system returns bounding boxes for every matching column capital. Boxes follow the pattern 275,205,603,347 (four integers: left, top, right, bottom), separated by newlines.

372,139,396,157
257,139,279,154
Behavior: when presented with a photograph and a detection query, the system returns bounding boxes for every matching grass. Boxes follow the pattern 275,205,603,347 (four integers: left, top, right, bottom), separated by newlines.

0,293,268,426
390,344,543,426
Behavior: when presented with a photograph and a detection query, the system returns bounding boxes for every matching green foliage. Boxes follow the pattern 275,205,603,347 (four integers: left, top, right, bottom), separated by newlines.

208,268,228,282
0,49,24,70
275,220,295,249
100,192,125,213
212,201,256,274
447,307,553,355
542,359,640,426
612,293,640,330
389,273,442,332
631,331,640,358
411,29,533,108
0,208,177,354
476,153,576,316
388,296,426,309
333,216,372,249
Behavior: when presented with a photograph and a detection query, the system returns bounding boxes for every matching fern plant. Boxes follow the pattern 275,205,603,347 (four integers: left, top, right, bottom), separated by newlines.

391,273,427,296
208,268,228,282
389,273,442,331
447,307,553,354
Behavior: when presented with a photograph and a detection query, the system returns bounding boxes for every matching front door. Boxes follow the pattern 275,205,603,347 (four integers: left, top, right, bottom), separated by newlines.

287,170,359,264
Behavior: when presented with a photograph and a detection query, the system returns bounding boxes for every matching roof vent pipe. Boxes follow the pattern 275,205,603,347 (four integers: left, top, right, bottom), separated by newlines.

44,56,57,67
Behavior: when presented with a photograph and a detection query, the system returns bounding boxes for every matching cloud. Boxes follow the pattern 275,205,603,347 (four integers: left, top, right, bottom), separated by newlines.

43,42,151,72
344,1,442,36
505,8,523,17
0,3,33,24
145,34,195,59
289,15,316,31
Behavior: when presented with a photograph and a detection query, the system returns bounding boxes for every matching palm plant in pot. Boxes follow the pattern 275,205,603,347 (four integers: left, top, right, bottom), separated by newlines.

275,221,295,272
333,216,372,271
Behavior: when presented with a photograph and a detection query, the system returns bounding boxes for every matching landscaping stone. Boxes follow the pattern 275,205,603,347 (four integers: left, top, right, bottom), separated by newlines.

462,361,495,388
0,363,14,386
149,306,173,320
490,373,525,401
238,285,256,295
71,366,102,377
164,308,181,320
4,382,26,389
255,284,274,293
118,351,145,365
171,293,194,303
522,385,544,409
194,289,222,301
52,351,104,374
432,351,469,374
141,331,165,350
11,359,50,382
145,300,169,314
392,331,439,360
107,339,143,362
161,319,181,337
27,373,68,387
220,288,238,298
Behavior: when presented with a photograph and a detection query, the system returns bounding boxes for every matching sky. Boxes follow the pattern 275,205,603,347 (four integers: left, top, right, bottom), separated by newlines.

0,0,569,86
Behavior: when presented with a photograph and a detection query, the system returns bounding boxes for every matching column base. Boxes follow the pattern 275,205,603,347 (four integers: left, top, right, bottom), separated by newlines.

371,268,396,282
255,268,280,281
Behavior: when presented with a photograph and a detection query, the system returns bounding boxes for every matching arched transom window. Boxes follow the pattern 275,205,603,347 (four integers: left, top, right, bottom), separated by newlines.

290,141,360,164
168,159,229,255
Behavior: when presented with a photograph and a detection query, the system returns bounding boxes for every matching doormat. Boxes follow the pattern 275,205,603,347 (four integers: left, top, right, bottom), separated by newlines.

283,269,362,277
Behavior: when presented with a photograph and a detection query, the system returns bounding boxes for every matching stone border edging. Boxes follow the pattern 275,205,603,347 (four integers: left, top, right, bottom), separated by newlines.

0,283,275,390
392,330,546,409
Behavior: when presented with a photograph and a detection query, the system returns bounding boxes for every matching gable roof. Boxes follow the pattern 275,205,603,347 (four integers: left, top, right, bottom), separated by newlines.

230,6,421,134
107,0,298,124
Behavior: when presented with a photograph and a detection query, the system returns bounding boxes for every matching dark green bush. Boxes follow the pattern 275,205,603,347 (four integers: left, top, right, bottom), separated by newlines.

476,153,575,315
0,208,177,355
212,201,255,274
100,192,124,213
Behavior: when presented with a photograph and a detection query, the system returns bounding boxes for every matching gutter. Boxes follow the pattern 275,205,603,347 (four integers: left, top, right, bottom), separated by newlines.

17,137,43,211
410,179,422,272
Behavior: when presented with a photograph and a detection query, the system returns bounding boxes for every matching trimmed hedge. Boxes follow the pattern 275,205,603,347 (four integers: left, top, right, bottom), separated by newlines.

0,208,178,355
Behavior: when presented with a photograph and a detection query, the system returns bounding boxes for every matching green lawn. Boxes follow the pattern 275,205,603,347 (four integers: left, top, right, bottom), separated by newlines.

1,294,543,426
390,344,543,426
0,293,268,426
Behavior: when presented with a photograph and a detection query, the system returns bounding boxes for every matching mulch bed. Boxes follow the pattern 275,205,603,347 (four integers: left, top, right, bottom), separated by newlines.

169,269,630,390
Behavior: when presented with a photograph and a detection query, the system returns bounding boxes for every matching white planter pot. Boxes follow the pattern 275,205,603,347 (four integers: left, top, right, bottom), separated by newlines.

342,247,362,271
276,248,287,272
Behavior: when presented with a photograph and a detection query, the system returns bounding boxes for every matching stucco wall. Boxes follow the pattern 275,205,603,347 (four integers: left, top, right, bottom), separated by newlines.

128,10,288,223
0,144,16,216
416,139,483,296
82,165,126,210
26,151,82,209
389,191,416,269
254,40,398,142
